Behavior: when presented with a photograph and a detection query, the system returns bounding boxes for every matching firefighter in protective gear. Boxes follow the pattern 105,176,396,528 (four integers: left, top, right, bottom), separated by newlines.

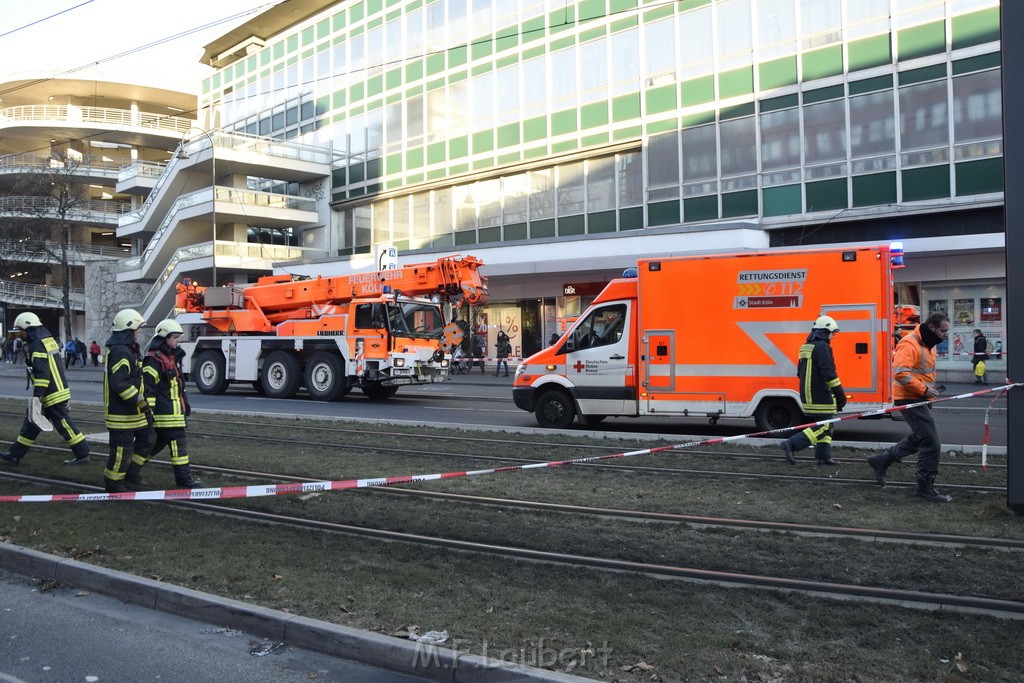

0,312,90,466
867,312,952,502
779,315,846,466
103,308,153,492
140,319,202,488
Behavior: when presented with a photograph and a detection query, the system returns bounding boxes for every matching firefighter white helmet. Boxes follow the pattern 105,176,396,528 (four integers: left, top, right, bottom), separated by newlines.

12,312,43,330
813,315,839,332
154,319,183,338
111,309,145,332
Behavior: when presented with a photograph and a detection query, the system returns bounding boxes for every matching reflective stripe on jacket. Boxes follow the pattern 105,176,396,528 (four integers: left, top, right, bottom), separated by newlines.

26,328,72,407
104,331,148,430
892,326,935,400
796,329,842,414
143,346,187,429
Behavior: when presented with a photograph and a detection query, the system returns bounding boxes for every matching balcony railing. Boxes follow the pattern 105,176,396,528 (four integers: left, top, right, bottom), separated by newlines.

0,104,193,135
136,241,330,317
0,153,123,178
119,130,331,230
0,196,130,221
0,238,127,263
0,279,85,309
117,159,167,183
119,186,317,274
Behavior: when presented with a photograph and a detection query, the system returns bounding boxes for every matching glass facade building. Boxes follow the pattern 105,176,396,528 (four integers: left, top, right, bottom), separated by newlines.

195,0,1005,371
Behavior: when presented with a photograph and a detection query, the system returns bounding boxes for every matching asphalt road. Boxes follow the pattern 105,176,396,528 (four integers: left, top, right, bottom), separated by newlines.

0,569,430,683
0,363,1009,448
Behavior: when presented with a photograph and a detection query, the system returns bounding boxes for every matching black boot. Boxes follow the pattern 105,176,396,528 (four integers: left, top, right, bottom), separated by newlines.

0,451,20,466
124,463,149,491
866,453,889,486
815,442,837,466
64,446,91,465
104,478,128,493
173,465,203,489
914,475,952,503
779,440,796,465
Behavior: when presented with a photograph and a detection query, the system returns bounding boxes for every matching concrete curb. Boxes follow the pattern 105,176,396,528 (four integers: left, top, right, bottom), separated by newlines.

0,542,588,683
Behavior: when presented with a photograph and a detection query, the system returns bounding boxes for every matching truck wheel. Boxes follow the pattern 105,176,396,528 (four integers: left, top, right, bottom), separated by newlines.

304,352,348,401
261,351,302,399
754,398,800,432
192,351,229,395
361,384,399,400
535,390,575,429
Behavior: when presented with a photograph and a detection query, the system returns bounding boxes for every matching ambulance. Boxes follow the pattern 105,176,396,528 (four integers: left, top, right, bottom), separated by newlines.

513,245,897,430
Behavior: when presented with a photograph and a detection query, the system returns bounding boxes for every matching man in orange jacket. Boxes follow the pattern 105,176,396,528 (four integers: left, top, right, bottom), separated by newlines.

866,312,952,502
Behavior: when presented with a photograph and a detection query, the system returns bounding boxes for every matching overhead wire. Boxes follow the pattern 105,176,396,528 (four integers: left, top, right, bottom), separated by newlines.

0,0,96,40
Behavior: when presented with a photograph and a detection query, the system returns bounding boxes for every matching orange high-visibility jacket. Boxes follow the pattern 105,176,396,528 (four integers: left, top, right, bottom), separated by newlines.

892,325,936,401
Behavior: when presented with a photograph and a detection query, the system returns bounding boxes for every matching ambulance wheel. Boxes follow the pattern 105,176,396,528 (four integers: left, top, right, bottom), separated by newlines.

361,384,399,400
304,352,347,401
193,351,229,395
754,399,799,432
535,390,575,429
261,351,302,399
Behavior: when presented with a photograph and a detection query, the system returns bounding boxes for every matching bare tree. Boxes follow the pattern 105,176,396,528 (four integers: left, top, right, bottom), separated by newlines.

0,151,88,342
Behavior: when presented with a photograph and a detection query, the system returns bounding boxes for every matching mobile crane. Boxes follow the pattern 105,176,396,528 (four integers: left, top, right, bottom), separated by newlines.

173,254,487,401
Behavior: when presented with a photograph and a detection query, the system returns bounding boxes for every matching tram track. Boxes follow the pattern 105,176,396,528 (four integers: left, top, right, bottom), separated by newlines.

2,469,1022,620
0,410,1005,494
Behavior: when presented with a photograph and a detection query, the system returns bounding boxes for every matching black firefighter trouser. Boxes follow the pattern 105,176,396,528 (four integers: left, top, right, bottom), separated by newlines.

8,401,89,462
104,427,153,483
141,427,192,470
783,415,835,460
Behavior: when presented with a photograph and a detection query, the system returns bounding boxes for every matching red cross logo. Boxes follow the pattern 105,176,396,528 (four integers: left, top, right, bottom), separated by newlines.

573,361,586,373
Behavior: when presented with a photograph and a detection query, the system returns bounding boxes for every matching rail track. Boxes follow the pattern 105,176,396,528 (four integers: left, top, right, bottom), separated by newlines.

1,469,1022,620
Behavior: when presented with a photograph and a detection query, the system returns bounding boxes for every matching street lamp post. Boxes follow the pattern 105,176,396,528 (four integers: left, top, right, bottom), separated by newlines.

177,128,216,287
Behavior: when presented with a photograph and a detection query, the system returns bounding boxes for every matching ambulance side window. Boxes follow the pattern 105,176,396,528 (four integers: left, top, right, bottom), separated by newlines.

573,304,626,350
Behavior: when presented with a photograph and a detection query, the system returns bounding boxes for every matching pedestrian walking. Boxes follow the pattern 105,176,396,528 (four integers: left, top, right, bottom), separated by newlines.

64,338,77,368
102,309,154,493
0,312,90,467
139,319,202,488
971,329,989,384
779,316,846,466
495,330,512,377
89,340,101,367
866,312,952,502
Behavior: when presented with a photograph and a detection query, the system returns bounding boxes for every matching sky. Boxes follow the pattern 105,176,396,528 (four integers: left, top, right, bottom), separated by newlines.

0,0,279,93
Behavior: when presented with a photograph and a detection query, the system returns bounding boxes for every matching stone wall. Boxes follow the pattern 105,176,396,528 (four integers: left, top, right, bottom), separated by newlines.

84,261,147,346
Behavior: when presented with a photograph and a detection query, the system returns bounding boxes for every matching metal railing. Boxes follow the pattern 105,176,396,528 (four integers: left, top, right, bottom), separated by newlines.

0,279,85,310
118,186,317,275
0,153,123,178
136,241,330,318
117,159,167,183
0,196,130,221
0,238,126,264
0,105,193,135
120,130,331,229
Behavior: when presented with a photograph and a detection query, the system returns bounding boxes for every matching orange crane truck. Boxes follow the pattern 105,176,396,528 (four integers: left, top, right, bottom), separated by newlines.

173,254,487,401
513,246,896,430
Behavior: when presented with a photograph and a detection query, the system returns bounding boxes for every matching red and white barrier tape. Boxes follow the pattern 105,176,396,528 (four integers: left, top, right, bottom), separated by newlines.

1,383,1019,504
980,385,1011,471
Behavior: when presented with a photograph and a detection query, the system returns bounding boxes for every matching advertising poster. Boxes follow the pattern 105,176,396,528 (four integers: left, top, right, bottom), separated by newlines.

928,299,948,316
980,297,1002,322
953,298,975,327
951,332,970,360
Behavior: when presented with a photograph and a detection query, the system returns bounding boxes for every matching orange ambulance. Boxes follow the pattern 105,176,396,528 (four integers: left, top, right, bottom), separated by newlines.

513,245,896,430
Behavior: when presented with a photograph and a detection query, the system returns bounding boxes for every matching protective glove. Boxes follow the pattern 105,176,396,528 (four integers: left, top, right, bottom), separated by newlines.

184,402,192,417
136,397,152,413
832,387,847,411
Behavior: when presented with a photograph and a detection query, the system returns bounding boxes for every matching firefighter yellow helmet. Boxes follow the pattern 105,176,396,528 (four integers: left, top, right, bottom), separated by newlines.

12,312,43,330
813,315,839,332
154,319,183,338
111,309,145,332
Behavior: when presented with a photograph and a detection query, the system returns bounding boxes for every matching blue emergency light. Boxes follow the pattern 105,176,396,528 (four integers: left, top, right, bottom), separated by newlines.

890,241,905,269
